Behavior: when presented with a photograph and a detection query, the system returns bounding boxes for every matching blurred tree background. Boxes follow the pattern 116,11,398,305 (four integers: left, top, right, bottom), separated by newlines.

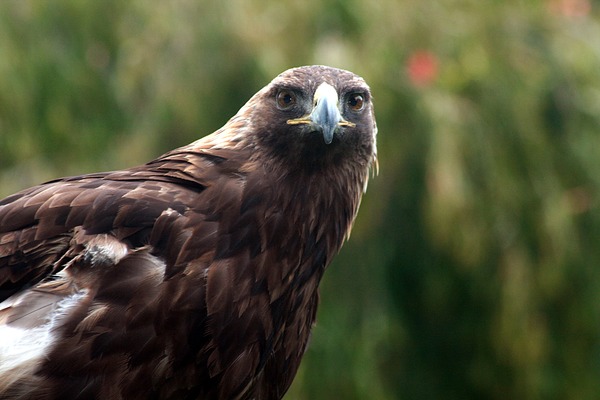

1,1,600,399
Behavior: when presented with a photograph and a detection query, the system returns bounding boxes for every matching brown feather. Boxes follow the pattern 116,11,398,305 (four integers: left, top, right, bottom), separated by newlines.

0,65,377,399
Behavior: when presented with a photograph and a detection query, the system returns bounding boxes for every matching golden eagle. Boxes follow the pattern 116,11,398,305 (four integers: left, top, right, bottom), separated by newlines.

0,65,377,399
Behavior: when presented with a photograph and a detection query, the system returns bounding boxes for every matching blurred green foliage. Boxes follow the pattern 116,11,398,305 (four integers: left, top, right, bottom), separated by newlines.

1,1,600,399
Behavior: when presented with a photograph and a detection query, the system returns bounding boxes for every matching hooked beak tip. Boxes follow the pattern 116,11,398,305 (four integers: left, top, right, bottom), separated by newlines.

311,83,342,144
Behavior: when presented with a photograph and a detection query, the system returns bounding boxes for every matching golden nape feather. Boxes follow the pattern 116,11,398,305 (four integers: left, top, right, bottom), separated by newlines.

0,65,377,400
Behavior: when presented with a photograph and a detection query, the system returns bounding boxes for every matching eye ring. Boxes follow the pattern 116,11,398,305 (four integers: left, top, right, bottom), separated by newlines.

276,90,297,110
347,93,365,112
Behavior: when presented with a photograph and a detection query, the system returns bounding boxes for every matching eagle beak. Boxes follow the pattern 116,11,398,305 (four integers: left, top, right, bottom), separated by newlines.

287,82,355,144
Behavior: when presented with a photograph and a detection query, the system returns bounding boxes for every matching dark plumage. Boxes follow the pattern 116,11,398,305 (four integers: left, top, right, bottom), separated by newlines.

0,65,377,399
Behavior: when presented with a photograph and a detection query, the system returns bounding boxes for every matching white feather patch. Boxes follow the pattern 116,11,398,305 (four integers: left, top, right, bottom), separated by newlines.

0,290,87,391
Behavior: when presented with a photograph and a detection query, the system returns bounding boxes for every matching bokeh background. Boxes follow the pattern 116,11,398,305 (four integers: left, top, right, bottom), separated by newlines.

1,1,600,399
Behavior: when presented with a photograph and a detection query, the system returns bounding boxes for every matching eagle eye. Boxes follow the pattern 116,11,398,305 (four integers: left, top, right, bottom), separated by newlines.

276,90,297,110
347,93,365,112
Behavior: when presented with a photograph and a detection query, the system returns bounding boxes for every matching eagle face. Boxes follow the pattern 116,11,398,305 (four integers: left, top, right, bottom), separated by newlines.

0,65,377,400
244,65,377,171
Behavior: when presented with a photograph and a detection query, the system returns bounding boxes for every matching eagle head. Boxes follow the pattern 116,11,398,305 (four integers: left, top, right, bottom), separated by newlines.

233,65,377,173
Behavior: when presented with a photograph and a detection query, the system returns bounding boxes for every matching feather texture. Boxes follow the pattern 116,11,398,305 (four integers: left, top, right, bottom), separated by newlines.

0,65,377,399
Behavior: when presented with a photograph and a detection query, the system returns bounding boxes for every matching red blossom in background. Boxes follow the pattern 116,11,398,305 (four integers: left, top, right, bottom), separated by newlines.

548,0,591,17
406,50,439,87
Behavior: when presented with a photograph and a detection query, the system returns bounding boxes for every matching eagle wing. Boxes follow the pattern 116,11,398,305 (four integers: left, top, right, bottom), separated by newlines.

0,153,209,303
